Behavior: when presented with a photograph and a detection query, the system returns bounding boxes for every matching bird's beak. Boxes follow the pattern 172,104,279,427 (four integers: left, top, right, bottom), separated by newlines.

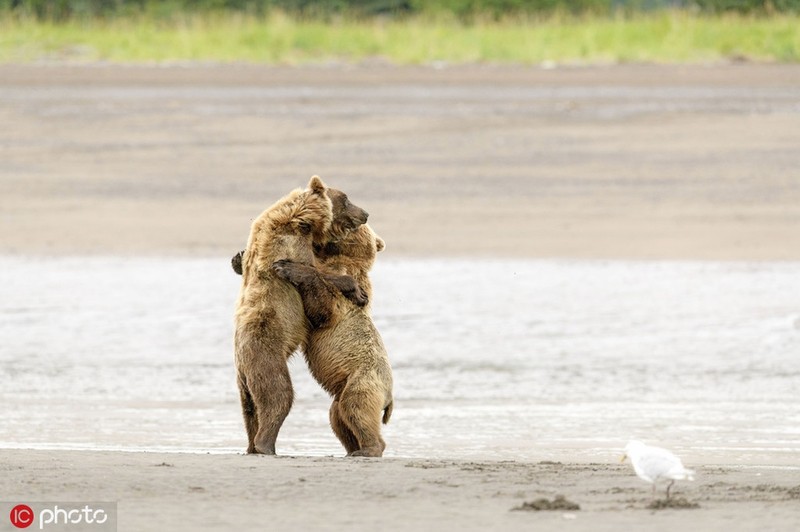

619,453,628,463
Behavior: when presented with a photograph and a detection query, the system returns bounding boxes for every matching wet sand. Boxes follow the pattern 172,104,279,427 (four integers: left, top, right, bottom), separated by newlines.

2,450,799,532
2,63,799,259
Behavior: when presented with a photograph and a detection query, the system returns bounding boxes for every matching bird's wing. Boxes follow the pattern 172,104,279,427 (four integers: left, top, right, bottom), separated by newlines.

636,448,681,481
666,465,695,481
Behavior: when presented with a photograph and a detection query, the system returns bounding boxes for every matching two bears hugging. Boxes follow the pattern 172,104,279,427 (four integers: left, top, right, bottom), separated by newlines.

232,176,393,457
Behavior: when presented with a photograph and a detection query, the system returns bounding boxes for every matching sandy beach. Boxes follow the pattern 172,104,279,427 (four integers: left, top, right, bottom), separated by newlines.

0,450,798,532
2,63,800,531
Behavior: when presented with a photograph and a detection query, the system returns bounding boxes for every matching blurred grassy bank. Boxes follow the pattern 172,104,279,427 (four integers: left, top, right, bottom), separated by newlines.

1,10,799,64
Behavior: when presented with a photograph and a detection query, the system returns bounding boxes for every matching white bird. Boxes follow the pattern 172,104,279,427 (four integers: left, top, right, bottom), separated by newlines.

621,440,695,499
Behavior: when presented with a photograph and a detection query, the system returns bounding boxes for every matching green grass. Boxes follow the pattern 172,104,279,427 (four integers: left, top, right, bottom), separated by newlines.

1,10,799,64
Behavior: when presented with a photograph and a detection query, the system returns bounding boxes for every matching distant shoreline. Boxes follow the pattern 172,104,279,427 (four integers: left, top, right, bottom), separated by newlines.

2,11,799,64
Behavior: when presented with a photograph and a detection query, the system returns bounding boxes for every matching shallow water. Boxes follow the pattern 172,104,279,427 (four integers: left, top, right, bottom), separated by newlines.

1,257,798,465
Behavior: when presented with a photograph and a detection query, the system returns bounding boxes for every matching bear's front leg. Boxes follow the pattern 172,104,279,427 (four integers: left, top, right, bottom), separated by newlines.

326,275,368,307
272,260,367,307
272,260,338,328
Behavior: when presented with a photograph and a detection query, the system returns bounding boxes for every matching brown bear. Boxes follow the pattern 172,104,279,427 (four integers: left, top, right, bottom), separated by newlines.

234,175,369,455
271,223,394,457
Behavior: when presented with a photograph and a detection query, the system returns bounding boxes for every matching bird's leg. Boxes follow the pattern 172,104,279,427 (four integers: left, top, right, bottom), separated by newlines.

666,480,675,500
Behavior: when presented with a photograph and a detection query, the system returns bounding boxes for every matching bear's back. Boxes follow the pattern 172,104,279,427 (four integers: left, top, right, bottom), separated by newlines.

235,187,322,331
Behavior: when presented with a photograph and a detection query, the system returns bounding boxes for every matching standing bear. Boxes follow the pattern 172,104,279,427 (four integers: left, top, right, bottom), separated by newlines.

234,176,369,455
271,223,394,457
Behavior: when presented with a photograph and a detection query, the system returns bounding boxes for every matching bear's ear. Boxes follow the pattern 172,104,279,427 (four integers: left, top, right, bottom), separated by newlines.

376,236,386,252
308,175,327,195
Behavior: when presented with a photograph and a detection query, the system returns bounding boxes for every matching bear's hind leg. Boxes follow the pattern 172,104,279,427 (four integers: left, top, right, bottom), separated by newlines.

237,374,259,454
338,383,386,458
329,399,360,455
249,355,295,456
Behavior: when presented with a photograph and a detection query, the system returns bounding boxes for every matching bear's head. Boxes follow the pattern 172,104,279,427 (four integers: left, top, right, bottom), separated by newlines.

324,184,369,244
232,177,370,276
282,175,332,242
291,176,368,245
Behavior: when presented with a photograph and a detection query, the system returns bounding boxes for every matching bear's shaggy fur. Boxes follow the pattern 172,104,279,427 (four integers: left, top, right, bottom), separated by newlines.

234,176,368,455
271,223,393,457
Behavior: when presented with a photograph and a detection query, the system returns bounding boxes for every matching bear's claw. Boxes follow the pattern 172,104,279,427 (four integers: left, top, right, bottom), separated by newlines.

343,287,368,307
271,259,295,281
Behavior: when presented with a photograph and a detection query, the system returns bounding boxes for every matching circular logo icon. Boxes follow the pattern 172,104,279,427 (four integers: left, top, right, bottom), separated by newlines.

10,505,34,529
